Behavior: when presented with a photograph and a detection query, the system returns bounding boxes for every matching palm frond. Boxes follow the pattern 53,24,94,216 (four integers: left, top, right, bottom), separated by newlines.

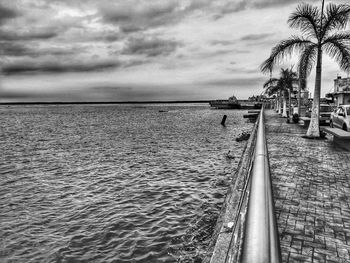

260,36,314,74
264,85,277,95
279,68,299,92
265,83,283,96
288,3,320,39
299,77,307,92
322,31,350,44
322,3,350,39
323,39,350,73
263,78,278,89
297,43,317,80
262,68,299,96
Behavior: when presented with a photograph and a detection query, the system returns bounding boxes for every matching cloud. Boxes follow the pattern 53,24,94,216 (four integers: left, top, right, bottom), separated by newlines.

119,24,144,34
201,77,265,87
100,1,179,31
0,42,32,57
0,41,87,58
210,40,236,46
251,0,300,8
1,0,334,103
91,31,120,42
122,36,181,57
226,66,259,74
220,1,247,14
240,33,273,41
2,60,121,75
0,3,19,25
98,0,219,33
0,28,58,41
215,0,319,17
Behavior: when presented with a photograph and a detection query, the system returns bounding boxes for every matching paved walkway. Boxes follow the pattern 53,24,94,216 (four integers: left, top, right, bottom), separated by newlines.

265,110,350,263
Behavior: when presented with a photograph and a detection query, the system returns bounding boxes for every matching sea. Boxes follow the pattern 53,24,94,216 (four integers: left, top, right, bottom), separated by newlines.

0,103,254,263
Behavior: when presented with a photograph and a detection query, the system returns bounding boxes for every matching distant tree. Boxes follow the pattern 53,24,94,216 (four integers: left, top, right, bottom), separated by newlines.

263,68,298,117
263,77,283,114
261,2,350,138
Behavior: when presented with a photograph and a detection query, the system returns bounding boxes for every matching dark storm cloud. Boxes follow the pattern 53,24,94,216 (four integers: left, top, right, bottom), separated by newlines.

124,59,148,67
220,1,247,14
0,42,32,57
0,4,19,25
122,36,181,57
240,33,273,41
100,1,179,29
1,41,86,58
98,0,217,32
119,24,144,34
0,28,58,41
99,0,313,25
97,32,120,42
2,60,121,75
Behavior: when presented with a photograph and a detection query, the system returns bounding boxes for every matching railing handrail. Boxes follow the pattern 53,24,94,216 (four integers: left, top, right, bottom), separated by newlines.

240,107,282,263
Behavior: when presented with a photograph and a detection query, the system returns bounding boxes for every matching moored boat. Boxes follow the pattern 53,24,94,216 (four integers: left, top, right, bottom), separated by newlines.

209,95,241,109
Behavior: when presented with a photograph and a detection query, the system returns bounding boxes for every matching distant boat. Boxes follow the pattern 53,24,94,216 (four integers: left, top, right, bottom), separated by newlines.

209,95,241,109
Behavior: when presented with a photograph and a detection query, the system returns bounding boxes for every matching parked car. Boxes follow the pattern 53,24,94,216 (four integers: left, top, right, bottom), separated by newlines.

305,104,334,125
330,105,350,131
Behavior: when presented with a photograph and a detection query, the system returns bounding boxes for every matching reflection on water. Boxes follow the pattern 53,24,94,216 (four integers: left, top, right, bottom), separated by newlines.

0,104,253,262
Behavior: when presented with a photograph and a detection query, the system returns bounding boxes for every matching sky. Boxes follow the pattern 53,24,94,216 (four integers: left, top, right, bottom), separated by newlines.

0,0,349,102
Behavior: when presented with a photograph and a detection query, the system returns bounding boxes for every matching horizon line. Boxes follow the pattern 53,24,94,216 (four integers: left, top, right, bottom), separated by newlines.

0,100,213,105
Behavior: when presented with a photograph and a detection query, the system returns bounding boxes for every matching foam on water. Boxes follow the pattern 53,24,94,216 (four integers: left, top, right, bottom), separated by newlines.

0,104,253,262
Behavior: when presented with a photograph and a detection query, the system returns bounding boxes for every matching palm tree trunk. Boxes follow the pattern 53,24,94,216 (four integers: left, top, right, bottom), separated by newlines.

274,97,278,111
297,79,302,116
282,93,287,117
306,47,322,137
298,77,307,116
289,89,292,119
278,92,282,114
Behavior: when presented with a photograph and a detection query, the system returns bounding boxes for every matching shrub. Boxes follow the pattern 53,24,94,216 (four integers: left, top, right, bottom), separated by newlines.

292,113,299,123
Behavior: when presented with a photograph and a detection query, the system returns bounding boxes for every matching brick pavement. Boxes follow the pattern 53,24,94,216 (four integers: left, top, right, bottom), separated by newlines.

265,110,350,263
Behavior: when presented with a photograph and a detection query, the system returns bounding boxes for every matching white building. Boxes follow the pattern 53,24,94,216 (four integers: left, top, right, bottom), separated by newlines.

333,76,350,106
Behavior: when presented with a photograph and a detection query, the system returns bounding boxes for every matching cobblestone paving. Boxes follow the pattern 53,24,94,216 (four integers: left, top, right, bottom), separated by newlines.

265,110,350,263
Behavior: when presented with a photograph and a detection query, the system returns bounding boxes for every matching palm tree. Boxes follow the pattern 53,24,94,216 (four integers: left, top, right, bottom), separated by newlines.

261,2,350,138
263,68,299,117
264,78,282,114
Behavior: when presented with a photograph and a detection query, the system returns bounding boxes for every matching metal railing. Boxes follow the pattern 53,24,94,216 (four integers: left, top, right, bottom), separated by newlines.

240,108,282,263
207,108,281,263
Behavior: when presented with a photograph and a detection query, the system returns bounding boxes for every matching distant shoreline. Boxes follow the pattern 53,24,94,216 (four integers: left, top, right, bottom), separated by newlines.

0,100,212,105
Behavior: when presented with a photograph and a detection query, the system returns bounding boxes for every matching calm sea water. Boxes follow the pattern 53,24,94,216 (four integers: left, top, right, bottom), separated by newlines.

0,104,253,263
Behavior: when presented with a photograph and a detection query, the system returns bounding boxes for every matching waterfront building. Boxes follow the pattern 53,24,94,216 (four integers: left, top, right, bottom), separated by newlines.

333,76,350,106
